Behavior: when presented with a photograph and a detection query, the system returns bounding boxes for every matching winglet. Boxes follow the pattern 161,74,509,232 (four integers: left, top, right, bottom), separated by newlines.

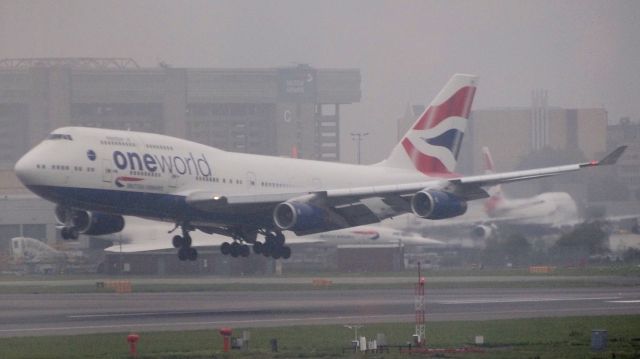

581,146,627,168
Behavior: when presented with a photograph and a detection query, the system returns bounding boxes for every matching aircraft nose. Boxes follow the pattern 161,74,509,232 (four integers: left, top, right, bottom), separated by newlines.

14,150,38,186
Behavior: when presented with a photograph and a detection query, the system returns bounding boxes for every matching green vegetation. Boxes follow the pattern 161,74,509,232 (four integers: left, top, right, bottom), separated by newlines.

1,266,640,294
1,315,639,358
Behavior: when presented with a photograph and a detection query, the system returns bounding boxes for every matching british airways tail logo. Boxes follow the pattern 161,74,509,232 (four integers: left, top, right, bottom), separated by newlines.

112,151,212,177
402,86,475,175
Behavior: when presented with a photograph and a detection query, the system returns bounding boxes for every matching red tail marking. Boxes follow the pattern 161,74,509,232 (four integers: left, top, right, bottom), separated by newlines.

402,138,449,174
482,150,495,172
412,86,476,131
484,195,502,215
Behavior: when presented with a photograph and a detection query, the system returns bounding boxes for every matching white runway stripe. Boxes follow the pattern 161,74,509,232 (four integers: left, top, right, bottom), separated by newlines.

436,296,620,305
607,300,640,304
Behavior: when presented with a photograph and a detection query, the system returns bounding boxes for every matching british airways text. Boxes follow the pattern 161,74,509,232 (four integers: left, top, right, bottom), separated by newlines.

113,151,212,176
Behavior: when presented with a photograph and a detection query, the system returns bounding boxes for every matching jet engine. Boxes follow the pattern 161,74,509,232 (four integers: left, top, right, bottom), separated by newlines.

55,206,125,236
470,224,496,240
273,201,326,232
410,190,467,219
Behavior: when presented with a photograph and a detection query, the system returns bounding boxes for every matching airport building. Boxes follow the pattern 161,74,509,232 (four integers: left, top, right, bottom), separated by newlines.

463,106,607,172
607,118,640,200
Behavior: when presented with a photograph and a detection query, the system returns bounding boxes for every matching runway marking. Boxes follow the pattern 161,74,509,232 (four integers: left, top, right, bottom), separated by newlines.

68,311,206,319
435,296,620,305
608,300,640,304
0,314,414,334
2,305,639,336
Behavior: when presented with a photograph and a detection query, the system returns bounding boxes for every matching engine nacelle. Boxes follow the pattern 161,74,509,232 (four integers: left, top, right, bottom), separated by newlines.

55,206,125,235
471,224,495,240
73,211,125,235
410,190,467,220
273,201,326,232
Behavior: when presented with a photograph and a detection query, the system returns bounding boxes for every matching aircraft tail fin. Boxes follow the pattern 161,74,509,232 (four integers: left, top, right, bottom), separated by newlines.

481,146,496,174
378,74,477,175
481,146,505,214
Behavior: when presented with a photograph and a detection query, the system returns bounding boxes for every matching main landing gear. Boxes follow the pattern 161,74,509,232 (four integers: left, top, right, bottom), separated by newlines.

170,223,198,261
219,230,291,259
220,241,251,258
253,232,291,260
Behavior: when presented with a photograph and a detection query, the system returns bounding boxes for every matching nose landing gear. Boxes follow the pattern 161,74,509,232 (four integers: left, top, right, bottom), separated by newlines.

170,223,198,261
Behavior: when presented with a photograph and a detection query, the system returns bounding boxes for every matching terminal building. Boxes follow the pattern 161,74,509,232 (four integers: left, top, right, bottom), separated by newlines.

607,117,640,200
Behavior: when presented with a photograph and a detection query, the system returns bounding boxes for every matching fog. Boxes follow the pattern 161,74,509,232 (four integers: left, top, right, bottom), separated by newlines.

1,0,638,163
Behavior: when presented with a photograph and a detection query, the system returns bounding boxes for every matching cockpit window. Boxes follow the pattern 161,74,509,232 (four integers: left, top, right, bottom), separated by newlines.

47,133,73,141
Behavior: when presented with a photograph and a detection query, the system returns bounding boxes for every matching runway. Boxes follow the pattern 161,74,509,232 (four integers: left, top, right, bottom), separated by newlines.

2,287,640,337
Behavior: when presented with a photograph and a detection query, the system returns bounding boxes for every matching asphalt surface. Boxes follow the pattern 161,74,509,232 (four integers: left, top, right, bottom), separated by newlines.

1,286,640,337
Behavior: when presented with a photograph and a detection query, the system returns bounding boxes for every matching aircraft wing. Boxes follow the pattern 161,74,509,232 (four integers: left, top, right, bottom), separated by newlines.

185,146,627,235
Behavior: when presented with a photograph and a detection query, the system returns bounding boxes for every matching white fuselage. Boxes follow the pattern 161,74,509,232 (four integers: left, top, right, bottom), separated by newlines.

15,127,428,229
488,192,579,228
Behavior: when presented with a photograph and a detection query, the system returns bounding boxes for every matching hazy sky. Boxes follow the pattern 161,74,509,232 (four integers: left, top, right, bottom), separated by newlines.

1,0,638,163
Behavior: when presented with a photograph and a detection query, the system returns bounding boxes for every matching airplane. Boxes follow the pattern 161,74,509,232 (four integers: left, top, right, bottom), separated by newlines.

468,146,582,239
101,217,444,254
13,73,627,262
415,146,637,241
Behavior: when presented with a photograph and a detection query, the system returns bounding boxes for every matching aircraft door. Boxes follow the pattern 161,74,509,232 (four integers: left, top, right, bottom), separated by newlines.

245,172,257,193
102,159,114,184
168,174,179,191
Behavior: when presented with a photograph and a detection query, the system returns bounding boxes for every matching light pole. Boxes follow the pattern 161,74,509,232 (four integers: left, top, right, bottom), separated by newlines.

350,132,369,164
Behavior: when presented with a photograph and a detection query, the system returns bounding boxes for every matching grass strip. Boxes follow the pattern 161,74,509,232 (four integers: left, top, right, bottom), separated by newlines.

1,315,639,358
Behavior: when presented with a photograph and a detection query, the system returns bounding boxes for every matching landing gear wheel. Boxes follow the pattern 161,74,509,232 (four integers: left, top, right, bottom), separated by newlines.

240,245,250,257
281,246,291,259
173,222,197,261
221,242,231,255
188,247,198,261
178,247,189,261
172,235,183,248
61,227,70,240
230,242,240,258
183,233,192,247
262,241,273,257
253,241,263,254
274,232,285,246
